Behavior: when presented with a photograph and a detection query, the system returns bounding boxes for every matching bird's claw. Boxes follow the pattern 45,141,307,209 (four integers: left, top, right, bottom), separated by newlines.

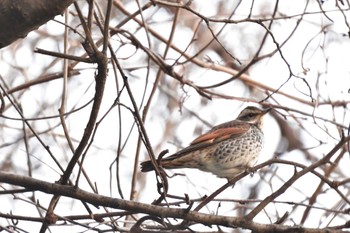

245,166,255,177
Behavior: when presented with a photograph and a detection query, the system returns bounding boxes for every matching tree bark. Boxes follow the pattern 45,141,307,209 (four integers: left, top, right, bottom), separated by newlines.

0,0,75,48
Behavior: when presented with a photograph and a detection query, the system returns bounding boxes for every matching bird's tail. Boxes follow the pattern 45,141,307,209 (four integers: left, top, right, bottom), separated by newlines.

140,160,155,172
140,156,195,172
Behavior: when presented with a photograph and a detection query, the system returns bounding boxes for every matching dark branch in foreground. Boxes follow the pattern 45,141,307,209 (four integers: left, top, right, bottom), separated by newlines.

0,172,348,233
0,0,75,48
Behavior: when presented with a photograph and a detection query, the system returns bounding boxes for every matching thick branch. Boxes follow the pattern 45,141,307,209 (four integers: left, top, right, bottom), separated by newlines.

0,172,347,233
0,0,75,48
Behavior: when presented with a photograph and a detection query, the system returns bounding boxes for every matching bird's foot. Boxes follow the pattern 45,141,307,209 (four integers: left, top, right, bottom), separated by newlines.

245,166,255,177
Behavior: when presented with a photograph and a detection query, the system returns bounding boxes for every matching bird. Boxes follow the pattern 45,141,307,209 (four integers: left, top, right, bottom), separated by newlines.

140,106,270,180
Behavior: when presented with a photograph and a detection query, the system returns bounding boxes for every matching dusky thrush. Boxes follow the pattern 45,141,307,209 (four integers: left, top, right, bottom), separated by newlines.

141,106,270,179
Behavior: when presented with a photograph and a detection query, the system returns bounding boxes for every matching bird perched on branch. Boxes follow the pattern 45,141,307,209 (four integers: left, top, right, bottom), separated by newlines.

141,106,270,180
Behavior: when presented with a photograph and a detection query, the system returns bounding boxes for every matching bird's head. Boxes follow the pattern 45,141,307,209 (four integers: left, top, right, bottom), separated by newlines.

237,106,271,127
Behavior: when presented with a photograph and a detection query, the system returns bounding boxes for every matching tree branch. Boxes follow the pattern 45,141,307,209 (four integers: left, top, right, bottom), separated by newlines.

0,172,347,233
0,0,75,48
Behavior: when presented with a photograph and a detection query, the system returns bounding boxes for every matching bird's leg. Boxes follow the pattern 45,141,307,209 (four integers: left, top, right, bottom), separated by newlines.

244,166,256,177
226,177,236,188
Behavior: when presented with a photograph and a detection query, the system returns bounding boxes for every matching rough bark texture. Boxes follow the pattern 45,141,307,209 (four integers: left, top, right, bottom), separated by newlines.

0,0,75,48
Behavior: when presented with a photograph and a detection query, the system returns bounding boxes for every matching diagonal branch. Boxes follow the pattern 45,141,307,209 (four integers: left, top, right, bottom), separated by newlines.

246,136,350,220
0,0,75,48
